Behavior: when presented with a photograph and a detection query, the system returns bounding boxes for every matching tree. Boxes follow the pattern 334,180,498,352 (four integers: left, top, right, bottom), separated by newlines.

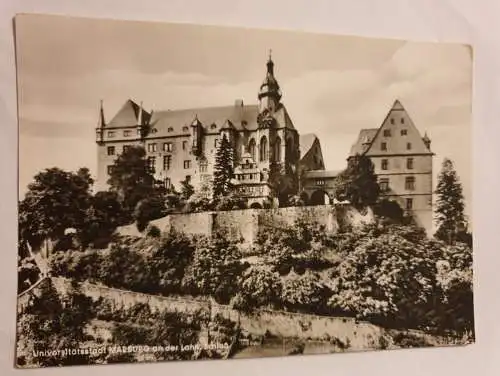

19,167,93,250
79,191,125,248
269,160,299,206
180,175,195,201
212,134,234,198
434,158,468,244
107,146,158,218
134,196,167,232
334,154,380,209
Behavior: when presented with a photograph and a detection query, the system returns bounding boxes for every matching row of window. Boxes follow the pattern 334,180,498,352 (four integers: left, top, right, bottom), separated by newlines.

236,173,259,181
381,141,412,151
380,157,414,170
106,157,192,175
148,141,189,153
383,129,408,137
107,130,134,138
106,141,190,156
379,176,416,191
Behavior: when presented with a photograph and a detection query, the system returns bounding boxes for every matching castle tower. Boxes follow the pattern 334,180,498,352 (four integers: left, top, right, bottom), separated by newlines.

258,50,282,114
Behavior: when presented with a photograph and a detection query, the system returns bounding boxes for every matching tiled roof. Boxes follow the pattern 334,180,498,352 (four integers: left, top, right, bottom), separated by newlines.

349,128,378,156
299,133,318,157
303,170,341,179
106,100,296,137
107,99,151,128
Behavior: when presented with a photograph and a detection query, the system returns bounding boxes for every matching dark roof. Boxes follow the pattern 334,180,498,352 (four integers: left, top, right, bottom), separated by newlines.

107,100,151,128
303,170,341,179
299,133,318,157
105,100,295,136
349,128,378,156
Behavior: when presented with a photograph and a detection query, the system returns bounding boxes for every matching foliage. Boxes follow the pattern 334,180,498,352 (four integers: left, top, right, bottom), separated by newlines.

334,154,380,208
146,224,161,238
19,167,93,249
213,189,247,211
212,134,234,198
434,158,469,244
268,161,299,206
17,257,41,294
374,199,404,223
134,195,167,232
236,266,282,310
80,191,125,249
17,281,94,367
180,175,195,201
182,235,246,303
107,146,158,217
281,271,329,312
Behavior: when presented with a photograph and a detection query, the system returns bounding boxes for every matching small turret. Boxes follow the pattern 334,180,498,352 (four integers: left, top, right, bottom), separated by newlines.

95,100,105,144
191,114,203,156
422,131,431,150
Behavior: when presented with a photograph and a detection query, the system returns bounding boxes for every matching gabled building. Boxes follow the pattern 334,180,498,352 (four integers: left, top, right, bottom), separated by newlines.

95,55,323,208
349,100,434,232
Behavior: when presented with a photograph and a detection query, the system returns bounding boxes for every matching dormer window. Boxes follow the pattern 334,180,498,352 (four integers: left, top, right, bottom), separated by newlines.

182,126,189,132
168,127,174,132
210,123,217,130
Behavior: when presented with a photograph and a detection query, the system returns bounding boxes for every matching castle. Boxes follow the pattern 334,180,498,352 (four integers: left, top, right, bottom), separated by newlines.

95,55,433,231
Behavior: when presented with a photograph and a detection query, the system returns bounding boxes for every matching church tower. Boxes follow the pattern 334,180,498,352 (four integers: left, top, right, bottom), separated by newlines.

258,51,282,114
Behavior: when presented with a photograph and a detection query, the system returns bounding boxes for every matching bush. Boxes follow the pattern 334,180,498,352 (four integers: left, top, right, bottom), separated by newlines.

134,196,167,232
146,225,161,238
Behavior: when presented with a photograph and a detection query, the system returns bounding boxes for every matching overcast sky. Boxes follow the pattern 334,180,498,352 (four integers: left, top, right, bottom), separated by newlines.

15,14,472,217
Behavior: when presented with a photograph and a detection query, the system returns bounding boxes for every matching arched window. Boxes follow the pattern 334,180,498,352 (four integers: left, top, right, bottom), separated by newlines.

275,137,282,162
260,136,268,161
248,138,256,161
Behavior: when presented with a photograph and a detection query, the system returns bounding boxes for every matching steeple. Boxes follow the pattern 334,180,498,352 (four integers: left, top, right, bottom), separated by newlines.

258,50,282,113
97,99,105,128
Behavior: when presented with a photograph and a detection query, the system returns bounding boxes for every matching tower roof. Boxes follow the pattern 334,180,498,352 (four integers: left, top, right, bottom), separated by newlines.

258,51,282,101
107,99,151,128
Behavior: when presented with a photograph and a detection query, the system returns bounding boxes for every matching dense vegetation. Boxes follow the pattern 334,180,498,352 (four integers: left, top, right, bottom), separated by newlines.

48,217,474,337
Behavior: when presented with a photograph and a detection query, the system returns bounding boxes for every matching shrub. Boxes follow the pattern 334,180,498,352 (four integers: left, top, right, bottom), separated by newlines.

146,225,161,238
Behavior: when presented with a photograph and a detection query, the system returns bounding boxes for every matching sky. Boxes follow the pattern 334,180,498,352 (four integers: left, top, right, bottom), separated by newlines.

15,14,472,218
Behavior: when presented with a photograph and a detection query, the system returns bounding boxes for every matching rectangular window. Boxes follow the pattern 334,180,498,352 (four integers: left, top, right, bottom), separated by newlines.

163,155,172,170
381,142,387,151
123,145,130,153
379,178,389,192
147,157,156,173
405,176,415,190
107,165,114,175
316,179,325,186
107,131,115,138
401,129,408,136
163,142,172,152
383,129,391,137
401,118,405,124
123,130,131,137
406,198,413,210
147,143,157,152
164,177,171,189
407,158,414,170
184,160,191,169
214,139,219,148
381,159,389,170
200,163,208,173
182,140,188,150
406,142,412,150
107,146,115,156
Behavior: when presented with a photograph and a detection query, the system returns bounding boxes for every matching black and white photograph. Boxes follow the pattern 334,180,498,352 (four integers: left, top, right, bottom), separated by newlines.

15,13,474,368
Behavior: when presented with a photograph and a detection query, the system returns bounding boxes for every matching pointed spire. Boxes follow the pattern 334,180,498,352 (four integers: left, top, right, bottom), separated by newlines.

97,99,105,127
267,48,274,75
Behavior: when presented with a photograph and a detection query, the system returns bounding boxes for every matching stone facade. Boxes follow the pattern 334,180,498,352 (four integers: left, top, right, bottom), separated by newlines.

348,100,434,232
95,55,321,207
